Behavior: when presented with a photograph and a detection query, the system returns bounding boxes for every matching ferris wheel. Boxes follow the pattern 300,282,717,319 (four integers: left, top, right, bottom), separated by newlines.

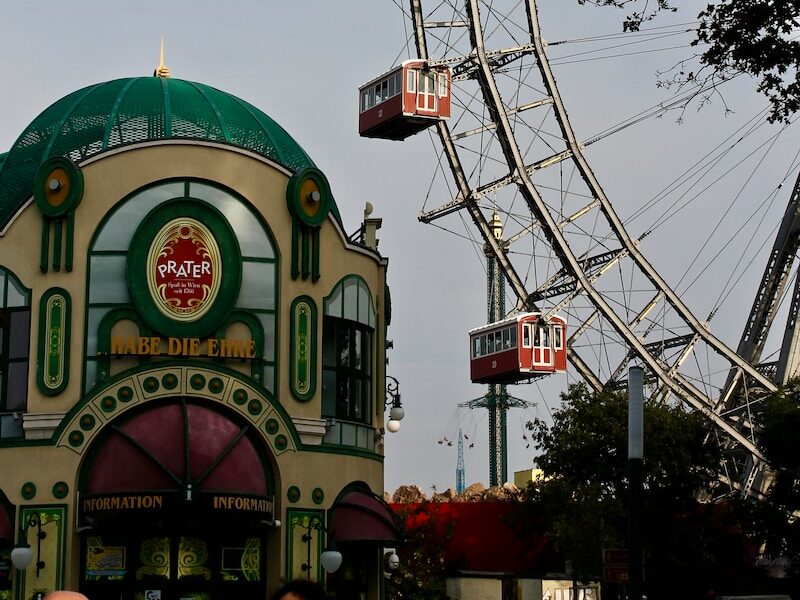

370,0,800,498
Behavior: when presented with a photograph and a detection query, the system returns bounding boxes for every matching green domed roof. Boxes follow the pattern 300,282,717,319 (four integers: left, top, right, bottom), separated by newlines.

0,77,338,230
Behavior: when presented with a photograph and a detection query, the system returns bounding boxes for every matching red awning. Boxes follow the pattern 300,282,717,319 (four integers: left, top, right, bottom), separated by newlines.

329,489,403,544
83,400,271,501
0,502,12,540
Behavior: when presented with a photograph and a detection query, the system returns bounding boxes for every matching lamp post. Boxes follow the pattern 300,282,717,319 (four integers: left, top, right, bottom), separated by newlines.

11,513,46,576
300,517,342,579
385,375,404,433
628,366,644,600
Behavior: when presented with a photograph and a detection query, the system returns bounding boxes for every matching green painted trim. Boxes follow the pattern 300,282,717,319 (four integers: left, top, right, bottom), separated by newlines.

311,227,320,282
95,306,152,383
33,156,84,219
52,481,69,500
285,168,331,228
52,219,62,271
126,198,242,338
40,219,49,273
20,482,36,500
287,486,301,503
215,310,266,385
82,177,280,395
291,218,300,280
301,226,311,280
54,361,302,450
289,296,317,401
305,443,384,462
15,505,67,600
36,287,71,395
285,509,325,583
65,211,75,271
322,274,377,327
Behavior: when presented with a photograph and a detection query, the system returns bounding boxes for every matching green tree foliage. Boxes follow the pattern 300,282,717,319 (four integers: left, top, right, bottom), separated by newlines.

583,0,800,122
739,380,800,570
522,383,755,598
384,503,453,600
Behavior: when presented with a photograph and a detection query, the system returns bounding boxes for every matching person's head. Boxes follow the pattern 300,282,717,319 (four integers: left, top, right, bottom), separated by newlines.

270,579,327,600
44,592,89,600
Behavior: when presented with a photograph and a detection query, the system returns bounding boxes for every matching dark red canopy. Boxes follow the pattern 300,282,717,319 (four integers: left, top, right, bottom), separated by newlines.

330,490,403,544
85,400,270,497
0,502,12,540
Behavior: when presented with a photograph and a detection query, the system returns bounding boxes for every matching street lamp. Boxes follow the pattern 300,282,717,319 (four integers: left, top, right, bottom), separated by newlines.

300,517,342,577
11,513,46,576
386,375,404,433
628,365,644,600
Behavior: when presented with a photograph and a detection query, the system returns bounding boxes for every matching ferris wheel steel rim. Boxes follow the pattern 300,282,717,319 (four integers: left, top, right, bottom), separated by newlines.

407,0,778,495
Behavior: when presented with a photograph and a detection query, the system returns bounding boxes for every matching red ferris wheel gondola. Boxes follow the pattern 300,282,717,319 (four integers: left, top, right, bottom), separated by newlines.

358,60,451,141
469,313,567,385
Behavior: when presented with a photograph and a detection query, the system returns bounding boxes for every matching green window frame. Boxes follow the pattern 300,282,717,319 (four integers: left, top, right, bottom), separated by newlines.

0,267,31,439
322,276,376,426
84,180,278,394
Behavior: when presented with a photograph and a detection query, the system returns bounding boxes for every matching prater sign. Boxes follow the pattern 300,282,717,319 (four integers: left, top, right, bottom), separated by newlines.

147,218,221,322
128,199,242,339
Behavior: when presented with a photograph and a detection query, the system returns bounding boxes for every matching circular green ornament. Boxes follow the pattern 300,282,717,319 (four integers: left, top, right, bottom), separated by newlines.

274,434,288,450
208,377,224,394
52,481,69,499
79,414,96,431
117,386,134,402
68,430,85,447
286,168,332,228
287,486,301,503
162,373,179,390
232,388,248,405
312,487,325,505
21,482,37,500
143,377,160,393
34,156,84,218
100,396,117,412
247,399,262,416
265,419,279,435
190,374,206,390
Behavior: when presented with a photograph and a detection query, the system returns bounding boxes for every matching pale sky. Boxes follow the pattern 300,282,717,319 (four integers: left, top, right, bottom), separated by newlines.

2,1,797,494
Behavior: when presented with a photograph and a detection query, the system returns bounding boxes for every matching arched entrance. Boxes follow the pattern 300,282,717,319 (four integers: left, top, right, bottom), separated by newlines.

77,398,276,600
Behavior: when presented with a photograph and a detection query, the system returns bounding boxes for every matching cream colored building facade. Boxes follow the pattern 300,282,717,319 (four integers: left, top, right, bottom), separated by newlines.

0,74,399,600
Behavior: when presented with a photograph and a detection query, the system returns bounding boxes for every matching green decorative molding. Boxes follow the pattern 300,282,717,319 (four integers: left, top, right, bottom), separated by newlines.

287,486,301,503
15,506,66,600
286,168,330,283
285,509,325,583
36,288,71,395
285,168,332,228
34,156,83,273
52,481,69,499
20,482,36,500
289,296,317,401
57,364,299,457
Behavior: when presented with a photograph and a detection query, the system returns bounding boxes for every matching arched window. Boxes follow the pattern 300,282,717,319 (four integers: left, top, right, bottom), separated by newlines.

322,277,376,427
86,180,278,393
0,267,30,439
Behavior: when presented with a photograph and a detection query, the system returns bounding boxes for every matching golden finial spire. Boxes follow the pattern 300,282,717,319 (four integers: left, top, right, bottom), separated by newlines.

154,37,171,78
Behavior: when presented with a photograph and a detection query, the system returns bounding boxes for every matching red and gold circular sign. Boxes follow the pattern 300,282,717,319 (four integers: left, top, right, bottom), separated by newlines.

146,218,222,322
